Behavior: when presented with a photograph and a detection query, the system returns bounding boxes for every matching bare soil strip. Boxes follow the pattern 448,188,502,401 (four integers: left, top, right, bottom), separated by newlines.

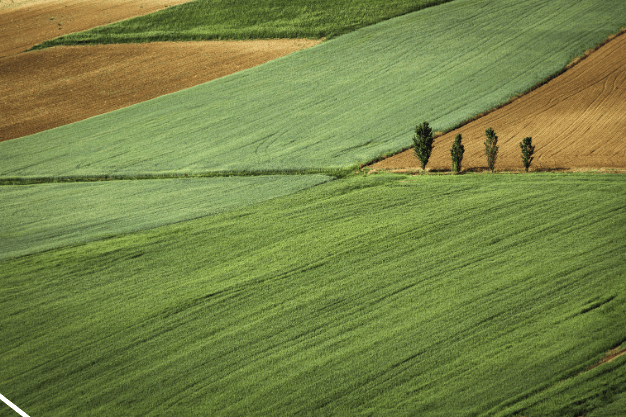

586,346,626,372
0,0,193,58
370,31,626,172
0,39,320,141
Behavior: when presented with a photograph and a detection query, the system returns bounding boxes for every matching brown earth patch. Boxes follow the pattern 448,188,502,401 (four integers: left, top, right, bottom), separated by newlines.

369,31,626,173
0,39,321,141
0,0,193,58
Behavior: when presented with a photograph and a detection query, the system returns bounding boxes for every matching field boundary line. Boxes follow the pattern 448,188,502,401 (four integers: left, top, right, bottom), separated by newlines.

363,27,626,169
0,168,353,186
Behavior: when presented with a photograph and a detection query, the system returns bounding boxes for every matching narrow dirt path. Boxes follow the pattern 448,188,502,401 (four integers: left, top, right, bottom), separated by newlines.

370,31,626,172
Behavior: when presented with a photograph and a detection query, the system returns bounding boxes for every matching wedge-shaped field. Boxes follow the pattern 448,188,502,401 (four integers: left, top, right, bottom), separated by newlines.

371,31,626,172
1,173,625,416
3,0,626,178
31,0,454,47
0,175,331,260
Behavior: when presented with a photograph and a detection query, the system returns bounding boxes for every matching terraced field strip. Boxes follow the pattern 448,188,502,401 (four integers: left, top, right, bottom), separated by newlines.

0,175,331,260
2,0,625,178
371,31,626,172
30,0,455,47
2,173,625,416
0,39,321,141
0,0,192,57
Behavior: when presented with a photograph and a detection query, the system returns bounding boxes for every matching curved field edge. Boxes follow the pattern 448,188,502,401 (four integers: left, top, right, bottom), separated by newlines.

0,174,332,261
29,0,456,48
1,173,625,416
2,0,625,178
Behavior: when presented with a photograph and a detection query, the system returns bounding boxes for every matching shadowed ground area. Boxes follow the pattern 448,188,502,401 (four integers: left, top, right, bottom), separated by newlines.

370,31,626,172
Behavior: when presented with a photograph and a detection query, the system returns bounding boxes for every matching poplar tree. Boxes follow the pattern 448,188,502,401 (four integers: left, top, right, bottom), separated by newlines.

484,127,499,172
450,134,465,174
520,136,535,172
413,121,434,171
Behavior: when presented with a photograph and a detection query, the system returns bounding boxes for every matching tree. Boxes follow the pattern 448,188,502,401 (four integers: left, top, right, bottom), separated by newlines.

413,121,434,171
520,136,535,172
450,133,465,174
484,127,499,172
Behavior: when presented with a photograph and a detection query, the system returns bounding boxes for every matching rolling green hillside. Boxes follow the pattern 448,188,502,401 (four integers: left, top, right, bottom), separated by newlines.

1,173,625,416
31,0,454,47
0,175,330,260
3,0,626,178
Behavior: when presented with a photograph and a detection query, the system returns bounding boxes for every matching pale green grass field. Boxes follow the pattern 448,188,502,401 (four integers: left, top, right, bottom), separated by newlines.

0,175,331,260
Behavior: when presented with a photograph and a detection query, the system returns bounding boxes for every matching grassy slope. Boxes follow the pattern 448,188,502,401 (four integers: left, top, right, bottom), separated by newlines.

32,0,454,47
1,173,625,416
4,0,626,178
0,175,331,261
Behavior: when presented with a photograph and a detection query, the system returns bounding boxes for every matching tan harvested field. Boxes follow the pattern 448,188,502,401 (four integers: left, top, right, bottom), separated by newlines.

0,0,321,141
0,0,194,58
0,40,321,141
370,32,626,173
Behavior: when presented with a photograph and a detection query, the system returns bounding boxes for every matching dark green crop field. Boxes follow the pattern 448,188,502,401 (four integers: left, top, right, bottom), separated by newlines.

32,0,454,48
2,173,625,416
4,0,626,179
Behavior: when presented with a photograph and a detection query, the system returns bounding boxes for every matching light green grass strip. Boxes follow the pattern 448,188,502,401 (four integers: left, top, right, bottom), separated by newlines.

3,0,626,178
31,0,454,48
0,175,331,260
1,173,625,416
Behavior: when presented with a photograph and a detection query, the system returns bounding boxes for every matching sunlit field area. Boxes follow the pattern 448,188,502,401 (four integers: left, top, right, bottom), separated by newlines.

32,0,454,47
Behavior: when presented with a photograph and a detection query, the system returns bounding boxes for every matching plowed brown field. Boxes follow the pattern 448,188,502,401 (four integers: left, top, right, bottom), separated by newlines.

0,40,321,141
0,0,321,141
370,32,626,172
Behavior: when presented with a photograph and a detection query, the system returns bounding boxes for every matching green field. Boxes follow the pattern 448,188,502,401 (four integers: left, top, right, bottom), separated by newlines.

3,0,626,415
0,175,330,260
31,0,454,48
4,0,626,178
2,173,625,416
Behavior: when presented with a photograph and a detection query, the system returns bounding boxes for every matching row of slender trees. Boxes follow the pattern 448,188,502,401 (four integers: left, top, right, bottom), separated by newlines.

412,122,535,173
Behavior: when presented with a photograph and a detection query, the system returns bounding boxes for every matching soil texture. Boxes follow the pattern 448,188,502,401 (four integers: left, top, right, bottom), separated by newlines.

0,39,320,141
